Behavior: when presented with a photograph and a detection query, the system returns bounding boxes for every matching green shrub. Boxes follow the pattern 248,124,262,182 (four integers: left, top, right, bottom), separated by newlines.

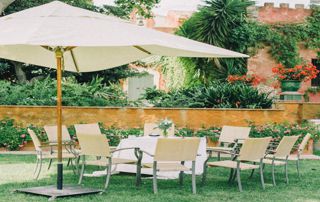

0,118,27,151
142,81,273,109
0,77,133,107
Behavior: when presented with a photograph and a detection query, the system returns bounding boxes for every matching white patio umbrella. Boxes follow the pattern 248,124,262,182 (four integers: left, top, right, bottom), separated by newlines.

0,0,248,199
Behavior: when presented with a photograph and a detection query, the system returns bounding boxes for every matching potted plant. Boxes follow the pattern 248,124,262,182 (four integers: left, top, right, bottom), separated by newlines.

157,118,173,137
272,63,319,92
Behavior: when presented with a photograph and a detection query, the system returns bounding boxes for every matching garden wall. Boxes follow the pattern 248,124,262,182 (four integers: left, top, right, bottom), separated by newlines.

0,102,319,129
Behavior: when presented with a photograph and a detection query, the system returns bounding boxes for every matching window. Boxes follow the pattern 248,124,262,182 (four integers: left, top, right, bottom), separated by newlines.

311,59,320,87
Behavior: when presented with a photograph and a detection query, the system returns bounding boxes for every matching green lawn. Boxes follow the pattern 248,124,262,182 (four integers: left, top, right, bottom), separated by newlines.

0,154,320,202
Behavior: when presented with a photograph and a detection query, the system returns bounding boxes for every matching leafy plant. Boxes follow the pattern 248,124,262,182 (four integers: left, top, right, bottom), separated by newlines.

141,81,273,109
0,118,27,151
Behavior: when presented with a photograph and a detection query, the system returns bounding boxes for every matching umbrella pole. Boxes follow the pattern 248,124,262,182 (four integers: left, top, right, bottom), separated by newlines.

55,48,63,190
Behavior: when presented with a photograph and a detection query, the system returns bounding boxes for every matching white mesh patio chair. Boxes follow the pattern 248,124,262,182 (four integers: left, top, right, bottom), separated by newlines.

74,123,116,151
74,123,102,135
266,133,311,178
77,133,140,191
207,126,251,160
203,137,272,192
251,135,299,186
143,123,175,137
44,125,78,170
28,128,75,179
139,138,201,194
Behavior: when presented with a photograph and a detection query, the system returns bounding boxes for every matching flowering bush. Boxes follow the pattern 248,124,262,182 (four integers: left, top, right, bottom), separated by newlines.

227,74,261,86
0,118,27,151
272,63,319,81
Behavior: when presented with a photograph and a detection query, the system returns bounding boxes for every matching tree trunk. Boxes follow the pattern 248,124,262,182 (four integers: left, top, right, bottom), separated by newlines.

12,61,27,83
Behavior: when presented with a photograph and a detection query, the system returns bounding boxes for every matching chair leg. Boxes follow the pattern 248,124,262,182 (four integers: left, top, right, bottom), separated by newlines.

228,169,234,183
285,161,289,184
78,156,85,185
104,158,112,190
47,159,53,170
217,152,221,161
153,161,158,194
272,162,276,186
35,158,42,180
179,161,185,186
192,161,196,194
67,158,71,167
236,167,242,192
34,159,39,175
259,161,265,190
249,162,256,178
296,160,300,179
201,159,209,186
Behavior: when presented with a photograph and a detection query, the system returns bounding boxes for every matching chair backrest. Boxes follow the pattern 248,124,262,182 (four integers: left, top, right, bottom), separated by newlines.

298,133,311,153
238,137,272,161
44,125,71,143
154,138,200,161
274,135,300,158
144,123,175,137
27,128,41,151
219,126,251,143
77,133,110,157
74,123,102,135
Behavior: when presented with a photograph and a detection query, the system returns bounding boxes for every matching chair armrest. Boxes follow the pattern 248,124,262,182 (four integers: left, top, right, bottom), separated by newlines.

48,140,76,146
139,149,154,157
111,147,139,154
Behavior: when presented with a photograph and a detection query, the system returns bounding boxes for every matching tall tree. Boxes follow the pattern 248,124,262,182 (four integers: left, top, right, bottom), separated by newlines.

177,0,253,84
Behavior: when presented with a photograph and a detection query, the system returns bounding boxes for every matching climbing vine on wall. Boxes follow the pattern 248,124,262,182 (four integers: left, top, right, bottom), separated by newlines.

232,7,320,68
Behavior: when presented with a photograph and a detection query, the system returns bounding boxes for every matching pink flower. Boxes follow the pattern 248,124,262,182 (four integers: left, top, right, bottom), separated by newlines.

20,134,26,138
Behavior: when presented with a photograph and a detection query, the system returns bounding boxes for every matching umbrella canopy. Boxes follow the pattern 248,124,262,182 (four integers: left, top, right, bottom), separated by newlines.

0,0,248,194
0,0,15,13
0,1,247,73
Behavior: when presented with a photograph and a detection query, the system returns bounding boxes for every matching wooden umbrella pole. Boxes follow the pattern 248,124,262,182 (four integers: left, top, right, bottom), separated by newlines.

55,47,63,190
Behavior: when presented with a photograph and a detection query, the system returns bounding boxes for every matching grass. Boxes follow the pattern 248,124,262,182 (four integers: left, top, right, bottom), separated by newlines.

0,154,320,202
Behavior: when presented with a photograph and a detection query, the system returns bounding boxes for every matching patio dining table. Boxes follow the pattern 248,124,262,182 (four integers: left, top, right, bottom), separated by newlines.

111,136,207,179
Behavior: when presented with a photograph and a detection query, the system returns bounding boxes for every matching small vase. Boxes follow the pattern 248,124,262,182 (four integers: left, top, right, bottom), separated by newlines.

281,80,301,92
163,129,168,137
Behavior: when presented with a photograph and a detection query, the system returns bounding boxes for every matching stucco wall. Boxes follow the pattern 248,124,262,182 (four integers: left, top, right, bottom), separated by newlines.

0,103,319,128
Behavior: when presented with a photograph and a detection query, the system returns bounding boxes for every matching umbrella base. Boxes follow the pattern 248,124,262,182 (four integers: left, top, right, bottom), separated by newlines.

16,185,102,200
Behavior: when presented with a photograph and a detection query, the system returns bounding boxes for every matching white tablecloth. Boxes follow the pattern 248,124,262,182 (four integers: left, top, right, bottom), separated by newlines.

112,136,207,179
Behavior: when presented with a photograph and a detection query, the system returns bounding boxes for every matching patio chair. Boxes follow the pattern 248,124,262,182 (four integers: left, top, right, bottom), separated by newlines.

251,135,299,186
44,125,78,170
77,133,140,191
266,133,311,178
139,138,201,194
74,123,116,151
74,123,102,135
203,137,272,192
207,126,251,160
143,123,175,137
27,128,75,179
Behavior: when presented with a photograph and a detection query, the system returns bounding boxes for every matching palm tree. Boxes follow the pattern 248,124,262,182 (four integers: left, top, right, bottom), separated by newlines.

177,0,253,83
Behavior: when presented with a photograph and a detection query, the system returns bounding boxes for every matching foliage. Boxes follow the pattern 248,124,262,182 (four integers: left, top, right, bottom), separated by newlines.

232,7,320,68
248,121,320,144
157,118,173,136
114,0,160,19
0,118,27,151
303,86,320,102
0,77,134,107
227,74,261,85
176,0,253,83
272,63,319,81
142,81,273,109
